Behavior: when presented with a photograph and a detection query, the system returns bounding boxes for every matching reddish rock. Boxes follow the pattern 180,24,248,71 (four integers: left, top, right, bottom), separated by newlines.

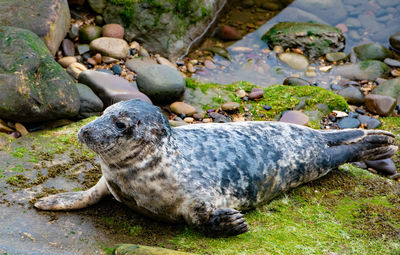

102,24,124,39
365,94,397,116
216,25,242,41
93,53,102,64
279,111,309,126
248,88,264,100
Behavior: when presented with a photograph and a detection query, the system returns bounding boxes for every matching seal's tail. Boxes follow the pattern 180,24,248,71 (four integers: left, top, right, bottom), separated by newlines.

321,129,397,166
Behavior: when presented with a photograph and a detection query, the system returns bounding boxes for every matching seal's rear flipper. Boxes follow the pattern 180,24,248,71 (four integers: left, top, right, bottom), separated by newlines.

34,176,110,210
322,129,397,166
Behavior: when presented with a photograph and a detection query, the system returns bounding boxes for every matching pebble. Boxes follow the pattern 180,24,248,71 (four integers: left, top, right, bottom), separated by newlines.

77,44,90,55
279,111,309,126
193,113,204,120
93,53,102,64
61,38,75,56
325,52,347,62
183,117,194,123
155,55,176,69
336,86,365,105
305,69,317,77
170,102,197,116
365,94,397,116
67,62,88,79
273,45,284,53
337,117,360,129
263,105,272,111
391,69,400,77
365,159,397,176
221,102,240,111
87,57,97,66
102,23,124,39
11,131,21,138
69,24,79,39
216,25,242,41
95,15,104,26
102,56,118,64
111,64,122,75
204,60,217,69
90,37,130,59
332,110,348,118
187,63,196,73
283,77,311,86
336,23,348,33
79,25,102,43
335,60,390,81
278,53,309,70
353,43,392,61
357,115,381,129
383,58,400,67
236,89,246,98
389,31,400,53
248,88,264,100
355,108,366,115
202,118,212,123
208,112,230,123
57,56,77,68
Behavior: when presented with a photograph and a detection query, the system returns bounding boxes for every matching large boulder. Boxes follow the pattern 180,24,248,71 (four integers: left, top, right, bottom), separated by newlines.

95,0,226,59
0,26,80,122
0,0,70,55
262,22,345,58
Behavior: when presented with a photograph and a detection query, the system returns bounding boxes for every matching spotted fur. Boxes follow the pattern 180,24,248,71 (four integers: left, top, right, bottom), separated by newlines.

35,100,397,237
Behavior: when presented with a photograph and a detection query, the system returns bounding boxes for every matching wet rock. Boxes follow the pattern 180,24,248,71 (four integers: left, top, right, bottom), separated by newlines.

372,78,400,102
77,44,90,55
102,23,124,39
67,62,88,79
263,22,345,58
357,115,381,129
383,58,400,67
155,55,177,69
69,24,79,39
292,0,347,24
335,60,390,81
248,88,264,100
221,102,240,112
345,17,361,28
75,83,104,118
136,65,185,104
79,25,103,44
279,111,309,126
389,31,400,52
193,113,204,120
0,0,70,55
365,94,397,116
208,112,230,123
337,117,360,129
170,102,197,116
169,119,188,127
283,77,311,86
78,70,151,106
353,43,392,61
58,56,77,68
93,53,102,64
365,159,396,176
125,57,157,73
336,86,365,105
325,52,347,62
15,123,29,136
278,53,309,70
61,38,75,56
90,37,129,59
111,64,122,75
0,26,80,122
216,25,242,41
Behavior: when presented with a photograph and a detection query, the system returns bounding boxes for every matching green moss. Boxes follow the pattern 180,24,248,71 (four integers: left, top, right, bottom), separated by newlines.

10,147,27,158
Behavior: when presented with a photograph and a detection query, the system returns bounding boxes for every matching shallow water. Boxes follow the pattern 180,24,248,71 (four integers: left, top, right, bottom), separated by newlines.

193,0,400,87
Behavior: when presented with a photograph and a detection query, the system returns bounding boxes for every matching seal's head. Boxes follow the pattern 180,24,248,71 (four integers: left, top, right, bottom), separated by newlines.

78,100,170,156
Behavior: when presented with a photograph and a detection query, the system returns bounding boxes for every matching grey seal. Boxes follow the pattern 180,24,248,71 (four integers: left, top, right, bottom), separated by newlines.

34,100,397,237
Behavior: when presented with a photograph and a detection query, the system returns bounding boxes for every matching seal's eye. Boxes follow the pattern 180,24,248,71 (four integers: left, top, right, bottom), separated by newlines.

115,121,126,130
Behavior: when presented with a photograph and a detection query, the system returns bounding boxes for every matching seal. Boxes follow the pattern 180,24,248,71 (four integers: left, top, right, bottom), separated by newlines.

34,100,397,237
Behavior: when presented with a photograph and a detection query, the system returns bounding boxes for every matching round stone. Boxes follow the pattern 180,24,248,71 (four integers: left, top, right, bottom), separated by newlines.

102,23,124,39
90,37,129,59
336,86,365,105
283,77,311,86
383,58,400,67
79,25,103,44
170,102,197,116
236,89,246,98
183,117,194,123
111,64,122,75
278,53,309,70
221,102,240,111
58,56,77,68
193,113,204,120
353,43,392,61
325,52,347,62
337,117,360,129
248,88,264,100
279,111,309,126
365,94,397,116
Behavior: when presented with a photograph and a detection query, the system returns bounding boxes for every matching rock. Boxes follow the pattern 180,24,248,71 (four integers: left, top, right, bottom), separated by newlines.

389,31,400,52
79,25,103,44
69,24,79,39
337,117,360,129
292,0,347,24
15,123,29,136
77,44,90,55
111,64,122,75
155,55,177,69
93,53,102,64
0,123,13,133
78,70,151,106
236,90,246,98
102,0,226,58
193,113,204,120
221,102,240,112
204,60,217,69
262,22,345,58
372,78,400,103
67,62,88,79
0,26,80,122
202,118,212,123
336,86,365,105
75,83,104,118
335,60,390,81
183,117,194,123
138,47,150,57
88,0,106,14
208,112,231,123
278,53,309,70
169,120,188,127
90,37,129,59
364,94,397,116
95,15,105,25
365,159,396,176
0,134,8,148
305,69,317,77
102,56,118,64
58,56,77,68
61,38,75,56
216,25,242,40
102,23,124,39
112,244,195,255
325,52,347,62
170,102,197,116
136,65,185,104
357,115,381,129
248,88,264,100
383,58,400,67
353,43,392,61
283,77,311,86
279,111,309,126
0,0,70,55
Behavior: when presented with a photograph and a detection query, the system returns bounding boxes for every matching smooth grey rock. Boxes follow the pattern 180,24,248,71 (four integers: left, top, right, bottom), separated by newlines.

384,58,400,67
335,60,390,80
89,37,129,59
0,0,70,55
170,102,197,116
278,53,309,70
372,77,400,102
279,111,309,126
337,117,360,129
325,52,347,62
136,65,186,104
337,86,365,105
353,43,393,61
126,57,158,74
75,83,104,118
78,70,152,106
0,26,80,122
357,115,381,129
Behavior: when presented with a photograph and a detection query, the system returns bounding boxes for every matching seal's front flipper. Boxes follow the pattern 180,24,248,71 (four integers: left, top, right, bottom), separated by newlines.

198,208,249,237
34,176,110,210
